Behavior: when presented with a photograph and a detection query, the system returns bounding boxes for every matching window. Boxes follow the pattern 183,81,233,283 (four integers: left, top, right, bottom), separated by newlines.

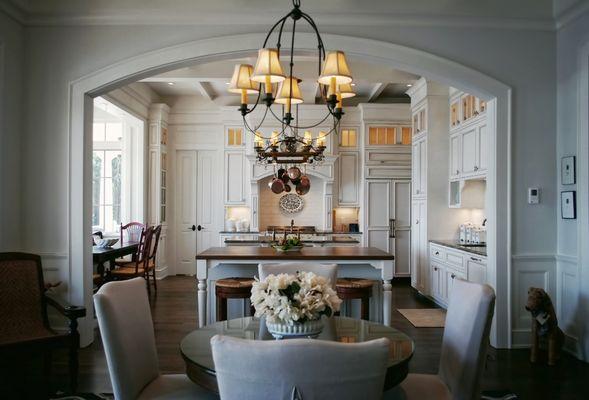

93,97,144,234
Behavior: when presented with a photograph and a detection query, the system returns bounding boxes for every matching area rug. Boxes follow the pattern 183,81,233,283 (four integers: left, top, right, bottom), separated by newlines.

397,308,446,327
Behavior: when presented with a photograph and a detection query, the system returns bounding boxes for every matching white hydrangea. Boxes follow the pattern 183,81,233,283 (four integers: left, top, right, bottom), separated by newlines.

250,271,342,324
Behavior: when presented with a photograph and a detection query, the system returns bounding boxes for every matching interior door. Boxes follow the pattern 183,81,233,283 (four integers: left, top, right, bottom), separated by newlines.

176,150,197,275
391,180,411,277
175,150,217,275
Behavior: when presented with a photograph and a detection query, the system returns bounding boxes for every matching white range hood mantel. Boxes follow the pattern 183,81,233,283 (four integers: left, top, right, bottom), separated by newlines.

245,154,339,232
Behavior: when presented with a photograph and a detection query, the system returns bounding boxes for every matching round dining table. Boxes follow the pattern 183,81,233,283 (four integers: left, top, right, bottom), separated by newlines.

180,316,414,394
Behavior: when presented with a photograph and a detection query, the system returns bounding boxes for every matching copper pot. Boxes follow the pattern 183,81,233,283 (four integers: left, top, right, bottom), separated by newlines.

296,175,311,195
269,177,285,194
287,166,301,181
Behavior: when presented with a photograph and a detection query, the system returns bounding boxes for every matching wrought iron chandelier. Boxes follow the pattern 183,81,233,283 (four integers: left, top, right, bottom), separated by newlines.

227,0,356,168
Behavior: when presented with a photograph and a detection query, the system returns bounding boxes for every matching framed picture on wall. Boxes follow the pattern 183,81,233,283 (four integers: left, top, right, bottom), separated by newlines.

561,191,576,219
561,156,576,185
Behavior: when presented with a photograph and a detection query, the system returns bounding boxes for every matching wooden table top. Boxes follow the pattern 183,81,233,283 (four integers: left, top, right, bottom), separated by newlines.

196,246,394,260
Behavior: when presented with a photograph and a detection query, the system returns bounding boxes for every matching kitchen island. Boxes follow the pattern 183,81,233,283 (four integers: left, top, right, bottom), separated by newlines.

195,246,395,328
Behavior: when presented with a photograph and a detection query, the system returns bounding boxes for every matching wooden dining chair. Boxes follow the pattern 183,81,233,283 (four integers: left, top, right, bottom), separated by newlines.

94,278,217,400
120,221,145,244
145,224,162,293
112,226,155,294
0,253,86,396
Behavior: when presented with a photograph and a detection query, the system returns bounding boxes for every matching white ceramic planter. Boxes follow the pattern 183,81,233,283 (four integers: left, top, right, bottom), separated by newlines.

266,319,324,340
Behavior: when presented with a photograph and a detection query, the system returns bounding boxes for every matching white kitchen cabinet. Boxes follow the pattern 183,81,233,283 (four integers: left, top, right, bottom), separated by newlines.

411,199,427,291
449,133,461,180
429,242,486,307
477,122,488,173
366,179,412,277
460,127,477,175
466,254,486,284
411,136,427,198
224,150,246,204
337,151,359,206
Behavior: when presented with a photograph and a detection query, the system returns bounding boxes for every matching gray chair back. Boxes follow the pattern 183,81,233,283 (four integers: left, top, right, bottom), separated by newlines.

438,279,496,400
211,334,390,400
94,278,159,400
258,262,338,289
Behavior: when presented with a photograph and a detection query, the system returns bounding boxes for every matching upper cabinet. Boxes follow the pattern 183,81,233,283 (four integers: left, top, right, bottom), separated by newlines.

412,135,427,198
226,127,244,147
448,90,488,181
412,107,427,136
366,125,412,147
339,128,358,148
224,127,246,205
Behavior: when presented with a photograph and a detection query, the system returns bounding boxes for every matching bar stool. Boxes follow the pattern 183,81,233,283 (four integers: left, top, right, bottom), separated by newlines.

215,277,256,321
336,278,375,320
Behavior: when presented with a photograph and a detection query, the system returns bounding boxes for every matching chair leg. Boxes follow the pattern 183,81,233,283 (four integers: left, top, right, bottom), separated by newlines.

361,296,370,320
152,266,158,292
69,340,79,394
145,271,151,296
217,295,228,321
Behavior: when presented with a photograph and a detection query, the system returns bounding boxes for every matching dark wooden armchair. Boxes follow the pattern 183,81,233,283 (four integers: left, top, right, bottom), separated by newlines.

0,252,86,395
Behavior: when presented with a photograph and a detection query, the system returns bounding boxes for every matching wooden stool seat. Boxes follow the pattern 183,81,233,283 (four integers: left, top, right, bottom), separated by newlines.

215,277,255,321
336,278,374,320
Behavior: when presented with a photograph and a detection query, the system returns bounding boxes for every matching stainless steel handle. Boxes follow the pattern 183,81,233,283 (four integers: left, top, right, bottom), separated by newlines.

389,219,396,238
470,256,482,262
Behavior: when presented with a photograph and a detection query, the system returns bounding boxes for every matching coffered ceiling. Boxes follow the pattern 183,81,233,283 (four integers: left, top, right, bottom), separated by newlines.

2,0,581,29
139,56,420,106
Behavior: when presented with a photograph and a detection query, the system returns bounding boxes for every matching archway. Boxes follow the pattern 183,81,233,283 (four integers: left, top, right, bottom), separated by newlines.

68,33,511,348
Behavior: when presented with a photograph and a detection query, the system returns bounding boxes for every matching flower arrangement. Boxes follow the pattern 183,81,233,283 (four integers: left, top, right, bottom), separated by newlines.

251,271,342,325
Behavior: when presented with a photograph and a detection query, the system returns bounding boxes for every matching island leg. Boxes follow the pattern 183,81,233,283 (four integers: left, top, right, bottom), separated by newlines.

382,279,393,326
197,279,207,328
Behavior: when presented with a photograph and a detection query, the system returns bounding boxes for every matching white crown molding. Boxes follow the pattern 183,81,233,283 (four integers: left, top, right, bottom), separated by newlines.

0,6,557,32
555,1,589,30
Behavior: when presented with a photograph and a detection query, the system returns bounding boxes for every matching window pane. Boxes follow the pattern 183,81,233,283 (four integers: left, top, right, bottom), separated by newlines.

93,123,105,142
104,205,114,233
92,206,100,227
105,122,123,141
104,177,113,204
111,154,122,207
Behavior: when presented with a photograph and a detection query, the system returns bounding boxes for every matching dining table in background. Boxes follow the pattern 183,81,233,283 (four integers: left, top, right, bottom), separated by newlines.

93,241,139,282
180,316,414,394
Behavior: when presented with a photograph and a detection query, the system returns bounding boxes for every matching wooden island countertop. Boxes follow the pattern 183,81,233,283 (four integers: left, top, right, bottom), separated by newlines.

194,246,396,328
196,246,394,261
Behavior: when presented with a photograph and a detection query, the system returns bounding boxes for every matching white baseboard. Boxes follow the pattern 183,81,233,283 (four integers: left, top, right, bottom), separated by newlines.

155,265,169,280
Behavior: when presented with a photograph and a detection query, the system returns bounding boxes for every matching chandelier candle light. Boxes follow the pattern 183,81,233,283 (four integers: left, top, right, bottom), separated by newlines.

227,0,355,194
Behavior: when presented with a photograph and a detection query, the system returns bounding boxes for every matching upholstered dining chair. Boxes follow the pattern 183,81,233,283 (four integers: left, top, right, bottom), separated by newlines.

94,278,218,400
211,334,390,400
258,262,338,289
384,279,496,400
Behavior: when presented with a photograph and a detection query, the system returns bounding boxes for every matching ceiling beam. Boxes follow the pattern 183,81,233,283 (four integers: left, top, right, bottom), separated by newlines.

367,82,387,102
194,81,216,101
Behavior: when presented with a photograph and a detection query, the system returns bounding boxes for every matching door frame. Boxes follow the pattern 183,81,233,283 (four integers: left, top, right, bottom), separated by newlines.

67,33,511,348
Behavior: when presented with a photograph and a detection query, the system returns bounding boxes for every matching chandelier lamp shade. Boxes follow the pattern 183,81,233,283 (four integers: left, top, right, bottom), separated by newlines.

227,0,355,195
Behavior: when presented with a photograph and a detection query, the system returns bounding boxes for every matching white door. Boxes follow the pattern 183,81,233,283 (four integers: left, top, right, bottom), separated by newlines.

175,150,217,275
391,180,411,277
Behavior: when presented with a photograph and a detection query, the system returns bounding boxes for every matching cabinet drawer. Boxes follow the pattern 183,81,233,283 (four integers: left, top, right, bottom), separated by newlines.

365,148,411,166
444,249,465,272
430,245,445,262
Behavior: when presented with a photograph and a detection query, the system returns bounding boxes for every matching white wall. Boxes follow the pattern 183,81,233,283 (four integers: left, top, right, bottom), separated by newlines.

556,8,589,360
0,11,23,252
14,14,557,348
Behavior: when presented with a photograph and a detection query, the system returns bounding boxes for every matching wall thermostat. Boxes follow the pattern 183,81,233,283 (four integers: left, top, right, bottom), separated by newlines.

528,187,540,204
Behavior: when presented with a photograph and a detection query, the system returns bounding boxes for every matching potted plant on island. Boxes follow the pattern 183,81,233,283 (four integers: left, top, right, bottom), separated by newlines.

251,271,342,339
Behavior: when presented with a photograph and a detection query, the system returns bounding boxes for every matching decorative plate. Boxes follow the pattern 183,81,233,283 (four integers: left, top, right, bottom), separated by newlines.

279,193,304,214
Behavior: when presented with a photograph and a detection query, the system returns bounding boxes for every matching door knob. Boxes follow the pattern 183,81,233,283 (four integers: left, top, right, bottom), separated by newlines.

197,225,203,231
190,225,196,231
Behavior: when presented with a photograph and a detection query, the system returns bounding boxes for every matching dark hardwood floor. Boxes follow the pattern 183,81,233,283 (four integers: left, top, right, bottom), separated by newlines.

47,276,589,399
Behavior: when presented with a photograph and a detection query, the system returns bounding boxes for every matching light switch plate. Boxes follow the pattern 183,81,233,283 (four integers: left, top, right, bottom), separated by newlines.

528,187,540,204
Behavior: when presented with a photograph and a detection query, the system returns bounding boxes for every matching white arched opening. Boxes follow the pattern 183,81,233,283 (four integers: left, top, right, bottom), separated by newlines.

69,33,511,348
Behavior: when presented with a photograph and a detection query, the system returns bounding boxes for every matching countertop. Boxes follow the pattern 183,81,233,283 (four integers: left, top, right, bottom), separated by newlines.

224,237,360,244
219,231,363,235
429,240,487,257
196,246,394,261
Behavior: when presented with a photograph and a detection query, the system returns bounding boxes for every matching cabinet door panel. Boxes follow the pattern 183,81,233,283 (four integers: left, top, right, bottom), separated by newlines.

412,142,420,196
338,152,359,205
450,134,461,179
461,128,477,174
225,151,245,204
419,139,427,196
478,123,488,172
